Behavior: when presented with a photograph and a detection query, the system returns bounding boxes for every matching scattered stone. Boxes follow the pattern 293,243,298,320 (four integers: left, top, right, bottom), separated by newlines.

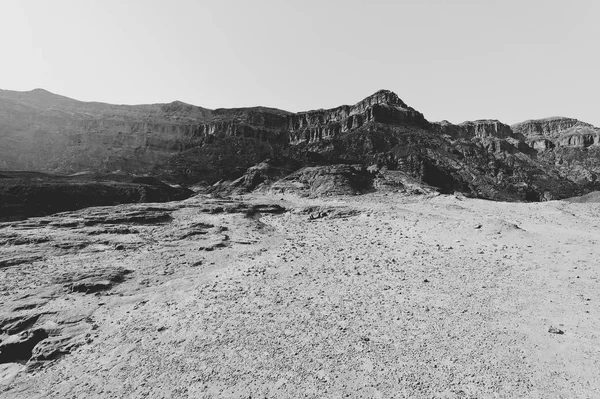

548,326,565,335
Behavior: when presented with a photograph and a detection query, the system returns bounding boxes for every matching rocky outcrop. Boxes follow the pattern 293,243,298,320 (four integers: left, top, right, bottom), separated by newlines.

0,265,132,369
512,117,582,140
509,117,600,185
556,130,600,147
530,138,555,152
432,120,515,140
206,158,303,196
288,90,428,144
270,165,373,196
512,117,600,150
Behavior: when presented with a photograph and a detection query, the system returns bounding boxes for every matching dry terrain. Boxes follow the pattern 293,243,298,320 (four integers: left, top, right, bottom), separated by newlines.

1,192,599,398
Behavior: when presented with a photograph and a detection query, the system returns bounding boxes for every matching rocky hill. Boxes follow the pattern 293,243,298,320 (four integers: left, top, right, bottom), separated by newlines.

1,88,599,202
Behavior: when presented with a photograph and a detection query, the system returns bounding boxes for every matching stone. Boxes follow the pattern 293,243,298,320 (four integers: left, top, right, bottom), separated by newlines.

57,267,132,294
548,326,565,335
0,256,43,269
0,328,48,364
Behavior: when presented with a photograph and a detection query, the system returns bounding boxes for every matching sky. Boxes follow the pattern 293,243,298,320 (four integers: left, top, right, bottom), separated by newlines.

1,0,599,126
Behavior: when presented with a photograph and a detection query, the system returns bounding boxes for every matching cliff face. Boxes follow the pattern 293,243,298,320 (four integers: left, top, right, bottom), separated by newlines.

432,120,515,140
1,88,599,201
512,117,600,150
512,117,582,140
287,90,428,144
508,117,600,184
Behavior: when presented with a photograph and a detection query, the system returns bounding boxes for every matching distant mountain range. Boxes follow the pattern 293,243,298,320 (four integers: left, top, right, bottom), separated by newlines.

1,88,599,201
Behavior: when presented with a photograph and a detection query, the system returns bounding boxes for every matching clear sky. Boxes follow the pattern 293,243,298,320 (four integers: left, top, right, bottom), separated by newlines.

1,0,599,125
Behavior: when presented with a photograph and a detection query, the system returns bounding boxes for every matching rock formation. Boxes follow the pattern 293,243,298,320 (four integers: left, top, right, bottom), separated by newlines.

1,88,600,204
512,117,600,150
432,119,515,140
287,90,428,144
511,117,600,184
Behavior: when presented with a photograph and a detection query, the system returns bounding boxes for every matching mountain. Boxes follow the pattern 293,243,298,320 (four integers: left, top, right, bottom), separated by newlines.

511,117,600,185
1,88,599,202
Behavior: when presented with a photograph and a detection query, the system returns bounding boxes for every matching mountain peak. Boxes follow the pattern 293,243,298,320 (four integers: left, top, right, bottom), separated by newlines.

372,89,396,96
30,88,53,94
27,88,66,100
357,89,407,109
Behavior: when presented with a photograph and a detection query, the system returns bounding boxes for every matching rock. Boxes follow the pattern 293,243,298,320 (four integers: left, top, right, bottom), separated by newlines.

287,90,428,145
0,256,43,269
270,165,372,196
0,328,48,364
301,206,360,220
82,209,173,225
0,314,42,335
0,235,50,245
512,117,593,142
197,201,286,217
0,363,23,386
432,119,515,140
207,158,302,195
0,310,95,369
511,118,600,186
57,267,132,294
548,326,565,335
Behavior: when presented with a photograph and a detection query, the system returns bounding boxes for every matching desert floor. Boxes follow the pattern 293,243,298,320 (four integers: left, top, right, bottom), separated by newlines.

1,192,599,398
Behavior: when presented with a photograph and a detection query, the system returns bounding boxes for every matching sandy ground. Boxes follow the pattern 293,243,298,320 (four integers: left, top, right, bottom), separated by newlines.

1,192,599,398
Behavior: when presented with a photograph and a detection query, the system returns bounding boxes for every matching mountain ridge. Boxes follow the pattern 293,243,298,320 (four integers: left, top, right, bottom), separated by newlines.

2,88,594,134
1,88,600,202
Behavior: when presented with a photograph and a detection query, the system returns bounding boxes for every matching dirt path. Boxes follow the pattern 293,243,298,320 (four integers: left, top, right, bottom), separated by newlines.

1,193,599,398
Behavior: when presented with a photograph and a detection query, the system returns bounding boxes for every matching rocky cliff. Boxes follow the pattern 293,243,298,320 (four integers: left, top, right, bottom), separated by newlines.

287,90,428,144
510,117,600,184
432,119,516,140
512,117,600,150
1,88,599,202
